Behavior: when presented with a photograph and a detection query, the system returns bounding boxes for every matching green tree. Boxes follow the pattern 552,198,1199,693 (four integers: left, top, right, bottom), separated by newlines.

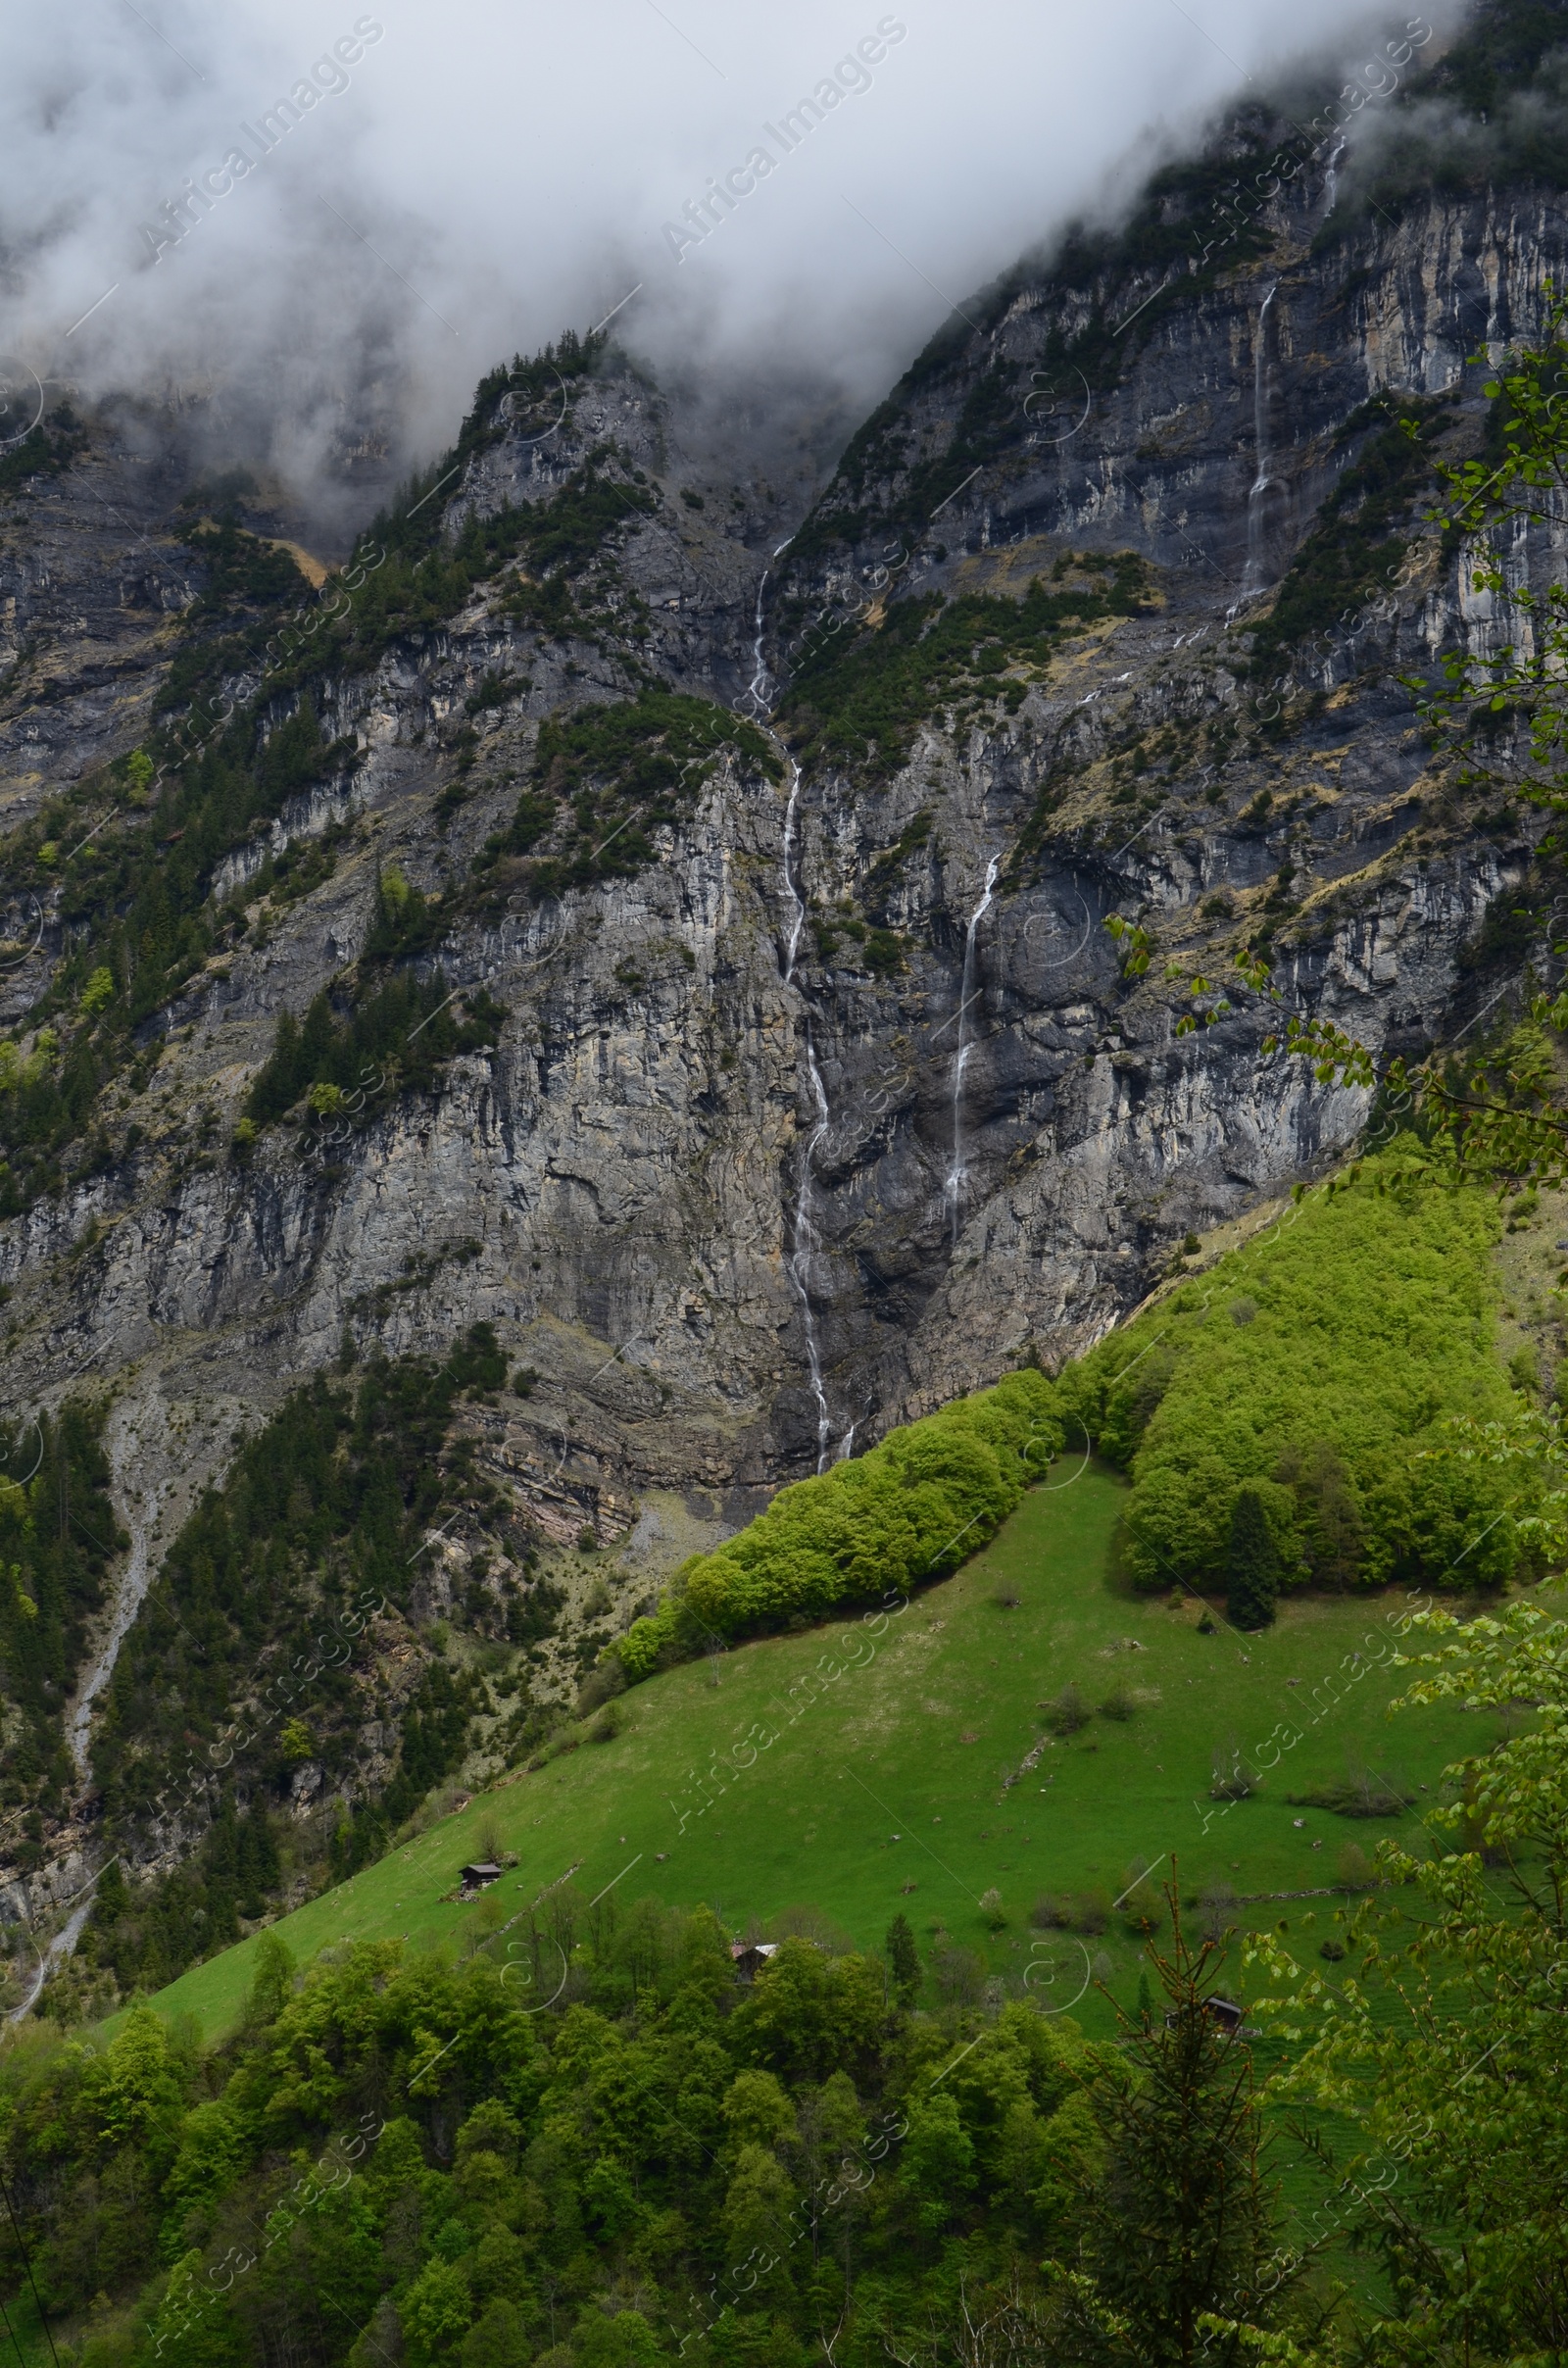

900,2089,976,2238
573,2308,664,2368
147,2249,245,2368
242,1932,294,2027
720,2143,797,2303
732,1938,885,2084
1226,1485,1280,1630
461,2299,530,2368
1250,1598,1568,2365
1047,1896,1275,2368
162,2099,248,2228
401,2257,474,2364
885,1912,921,2005
723,2068,796,2150
97,2002,185,2152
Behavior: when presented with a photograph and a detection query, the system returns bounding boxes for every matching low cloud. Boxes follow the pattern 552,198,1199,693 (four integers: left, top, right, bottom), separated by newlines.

0,0,1463,523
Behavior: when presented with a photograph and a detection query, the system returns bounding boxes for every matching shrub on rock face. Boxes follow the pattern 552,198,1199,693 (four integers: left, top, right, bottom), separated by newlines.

616,1369,1062,1676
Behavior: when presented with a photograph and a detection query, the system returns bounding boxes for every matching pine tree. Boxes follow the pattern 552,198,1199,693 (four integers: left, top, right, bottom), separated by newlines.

1065,1891,1276,2368
1226,1483,1280,1630
885,1910,921,2005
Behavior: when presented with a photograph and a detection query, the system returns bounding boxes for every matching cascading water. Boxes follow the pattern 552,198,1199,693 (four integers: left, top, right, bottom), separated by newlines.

779,763,836,1470
1241,281,1279,598
748,568,773,715
747,537,792,717
760,549,853,1469
945,854,1001,1247
792,1029,835,1472
781,760,808,985
1322,136,1347,215
8,1893,99,2025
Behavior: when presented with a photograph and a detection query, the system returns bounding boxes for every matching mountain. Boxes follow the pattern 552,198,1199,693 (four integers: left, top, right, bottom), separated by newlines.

3,0,1568,2002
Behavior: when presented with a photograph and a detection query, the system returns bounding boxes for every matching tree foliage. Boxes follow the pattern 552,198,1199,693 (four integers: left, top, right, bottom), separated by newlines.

0,1401,124,1824
1055,1157,1531,1598
616,1370,1063,1673
1243,1592,1568,2366
0,1915,1127,2368
1226,1486,1282,1631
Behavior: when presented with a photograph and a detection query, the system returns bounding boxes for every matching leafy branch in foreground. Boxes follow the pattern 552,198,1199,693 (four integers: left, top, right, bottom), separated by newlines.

1241,950,1567,1187
1129,924,1568,1184
1245,1595,1568,2367
1135,301,1568,1183
1413,284,1568,831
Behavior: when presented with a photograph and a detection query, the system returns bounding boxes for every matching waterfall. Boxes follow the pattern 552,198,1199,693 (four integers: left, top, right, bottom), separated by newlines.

764,539,849,1471
790,1026,835,1472
780,762,834,1470
1241,282,1279,598
747,568,773,715
66,1461,159,1781
781,761,808,985
945,854,1001,1247
746,538,792,718
1322,137,1347,215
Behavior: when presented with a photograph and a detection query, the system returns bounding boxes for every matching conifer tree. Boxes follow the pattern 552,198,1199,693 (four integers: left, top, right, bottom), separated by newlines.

885,1911,921,2005
1226,1483,1281,1629
1056,1890,1275,2368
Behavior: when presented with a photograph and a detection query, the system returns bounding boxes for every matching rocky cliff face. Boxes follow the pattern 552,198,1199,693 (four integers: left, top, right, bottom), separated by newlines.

0,144,1563,1899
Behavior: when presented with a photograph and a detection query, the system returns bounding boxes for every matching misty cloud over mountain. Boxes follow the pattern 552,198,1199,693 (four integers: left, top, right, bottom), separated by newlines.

3,0,1457,518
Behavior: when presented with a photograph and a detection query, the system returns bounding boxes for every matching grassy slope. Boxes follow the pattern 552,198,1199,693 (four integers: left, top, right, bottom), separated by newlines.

144,1462,1482,2046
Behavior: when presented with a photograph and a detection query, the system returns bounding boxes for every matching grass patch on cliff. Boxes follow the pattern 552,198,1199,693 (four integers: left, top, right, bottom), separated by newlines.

777,564,1152,780
473,685,781,904
242,968,506,1137
1246,394,1448,671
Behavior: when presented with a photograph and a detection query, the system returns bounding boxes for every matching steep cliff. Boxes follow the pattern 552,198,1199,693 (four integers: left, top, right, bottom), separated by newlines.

3,25,1567,1975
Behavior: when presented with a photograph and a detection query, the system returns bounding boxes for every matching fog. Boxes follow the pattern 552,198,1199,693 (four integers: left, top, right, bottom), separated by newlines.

0,0,1460,519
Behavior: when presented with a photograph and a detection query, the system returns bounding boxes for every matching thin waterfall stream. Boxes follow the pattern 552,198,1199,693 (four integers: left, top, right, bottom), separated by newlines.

1241,280,1279,598
1322,137,1347,214
758,556,853,1467
757,549,845,1471
747,566,774,715
779,763,837,1470
945,854,1001,1246
7,1893,98,2025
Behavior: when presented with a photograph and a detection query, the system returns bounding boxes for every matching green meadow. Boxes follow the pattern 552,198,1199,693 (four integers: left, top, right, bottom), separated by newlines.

143,1459,1486,2046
